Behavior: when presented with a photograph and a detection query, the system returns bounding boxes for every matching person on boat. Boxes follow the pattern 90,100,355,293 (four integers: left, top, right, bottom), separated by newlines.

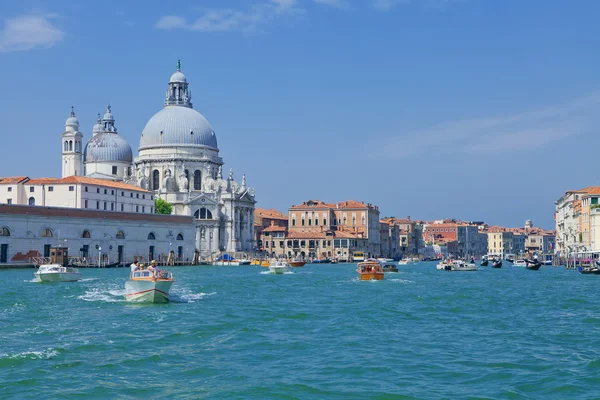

130,260,139,273
149,260,160,277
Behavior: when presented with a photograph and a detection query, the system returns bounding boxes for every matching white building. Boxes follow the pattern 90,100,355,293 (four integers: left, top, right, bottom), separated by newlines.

0,61,255,264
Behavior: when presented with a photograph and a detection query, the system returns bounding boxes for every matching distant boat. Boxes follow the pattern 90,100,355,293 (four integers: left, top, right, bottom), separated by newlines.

357,260,384,280
578,266,600,275
269,260,291,274
492,259,502,268
480,257,489,267
125,268,174,303
513,260,526,267
525,259,542,271
289,260,306,267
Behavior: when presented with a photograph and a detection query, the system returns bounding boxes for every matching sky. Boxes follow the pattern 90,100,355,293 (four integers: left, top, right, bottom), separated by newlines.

0,0,599,230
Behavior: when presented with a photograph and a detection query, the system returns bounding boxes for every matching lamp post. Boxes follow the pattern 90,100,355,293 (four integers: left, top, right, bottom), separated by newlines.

98,246,102,268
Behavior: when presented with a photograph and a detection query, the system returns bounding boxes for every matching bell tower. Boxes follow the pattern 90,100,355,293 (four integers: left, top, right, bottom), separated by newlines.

62,107,84,177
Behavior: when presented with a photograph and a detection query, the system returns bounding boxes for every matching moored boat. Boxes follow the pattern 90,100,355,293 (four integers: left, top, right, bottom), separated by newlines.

525,259,542,271
451,260,477,271
125,268,174,303
513,259,526,267
352,252,366,262
492,258,503,268
480,257,489,267
578,266,600,275
34,247,82,282
437,260,452,271
357,260,384,280
269,260,290,274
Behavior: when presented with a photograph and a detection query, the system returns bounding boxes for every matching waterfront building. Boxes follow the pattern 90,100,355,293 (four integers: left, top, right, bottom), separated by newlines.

0,204,194,265
455,225,488,256
486,229,514,257
379,220,400,259
512,234,526,255
0,62,255,265
555,187,600,256
422,222,457,245
381,217,423,256
255,208,288,250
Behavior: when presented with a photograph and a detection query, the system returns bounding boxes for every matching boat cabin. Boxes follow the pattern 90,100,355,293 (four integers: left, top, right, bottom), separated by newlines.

49,247,69,267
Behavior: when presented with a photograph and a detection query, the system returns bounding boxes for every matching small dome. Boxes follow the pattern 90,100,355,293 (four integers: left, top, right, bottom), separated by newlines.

84,132,133,163
92,113,102,135
139,106,217,150
103,110,114,121
65,107,79,127
170,71,187,83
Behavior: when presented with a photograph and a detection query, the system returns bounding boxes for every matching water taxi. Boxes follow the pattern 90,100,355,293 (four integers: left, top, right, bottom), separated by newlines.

125,268,174,303
357,260,384,280
289,260,306,267
34,247,82,282
513,260,526,267
381,263,398,273
269,260,291,274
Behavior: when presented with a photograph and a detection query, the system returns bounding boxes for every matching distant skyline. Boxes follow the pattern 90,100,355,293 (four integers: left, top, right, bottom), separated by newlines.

1,0,599,229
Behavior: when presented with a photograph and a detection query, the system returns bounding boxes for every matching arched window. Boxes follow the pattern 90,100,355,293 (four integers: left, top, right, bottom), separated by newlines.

69,140,73,151
194,170,201,190
64,141,68,151
197,207,212,219
28,197,35,206
0,227,10,236
116,231,125,239
42,228,53,237
82,230,91,238
176,233,184,240
152,170,160,190
147,232,156,240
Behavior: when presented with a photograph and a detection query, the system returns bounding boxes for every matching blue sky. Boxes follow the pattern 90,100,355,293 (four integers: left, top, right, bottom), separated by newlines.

1,0,599,229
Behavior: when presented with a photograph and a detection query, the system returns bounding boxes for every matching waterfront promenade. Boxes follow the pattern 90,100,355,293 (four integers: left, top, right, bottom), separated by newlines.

1,263,598,399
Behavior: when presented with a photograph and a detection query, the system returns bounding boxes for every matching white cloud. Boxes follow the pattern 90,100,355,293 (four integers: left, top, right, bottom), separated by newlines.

313,0,351,9
0,14,64,53
372,91,600,160
155,1,303,33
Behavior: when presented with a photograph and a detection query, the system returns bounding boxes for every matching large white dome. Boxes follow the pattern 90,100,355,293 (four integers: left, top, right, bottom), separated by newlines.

139,106,218,150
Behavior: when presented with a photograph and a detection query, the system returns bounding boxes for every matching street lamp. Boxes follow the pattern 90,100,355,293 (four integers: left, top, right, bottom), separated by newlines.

98,246,102,267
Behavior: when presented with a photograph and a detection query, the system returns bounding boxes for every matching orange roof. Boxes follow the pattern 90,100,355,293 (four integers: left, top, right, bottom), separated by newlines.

337,200,375,209
0,176,29,184
26,176,149,193
381,217,412,225
262,226,287,233
290,200,336,209
570,186,600,195
287,231,328,239
255,208,288,220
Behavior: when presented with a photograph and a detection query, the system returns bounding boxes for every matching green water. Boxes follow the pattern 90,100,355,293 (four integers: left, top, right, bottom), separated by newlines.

1,263,600,399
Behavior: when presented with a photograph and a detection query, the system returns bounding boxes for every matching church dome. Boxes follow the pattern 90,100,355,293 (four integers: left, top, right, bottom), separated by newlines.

170,71,187,83
139,106,218,150
84,132,133,163
65,107,79,128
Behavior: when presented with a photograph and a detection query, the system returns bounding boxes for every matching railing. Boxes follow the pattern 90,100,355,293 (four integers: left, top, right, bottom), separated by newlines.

30,257,51,266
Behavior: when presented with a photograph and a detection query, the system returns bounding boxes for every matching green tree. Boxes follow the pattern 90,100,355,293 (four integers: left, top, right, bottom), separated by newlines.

154,198,173,215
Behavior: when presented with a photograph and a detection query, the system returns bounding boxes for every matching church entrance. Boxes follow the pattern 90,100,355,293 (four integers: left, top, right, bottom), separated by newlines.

0,244,7,263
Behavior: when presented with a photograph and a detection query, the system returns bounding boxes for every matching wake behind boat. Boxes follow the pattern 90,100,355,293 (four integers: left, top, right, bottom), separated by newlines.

34,247,82,283
125,264,174,303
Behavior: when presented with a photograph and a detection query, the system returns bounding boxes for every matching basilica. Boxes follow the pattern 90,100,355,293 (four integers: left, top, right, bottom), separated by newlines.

0,63,255,264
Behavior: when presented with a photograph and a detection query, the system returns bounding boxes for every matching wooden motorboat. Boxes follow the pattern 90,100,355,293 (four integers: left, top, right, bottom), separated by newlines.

381,263,398,273
357,260,384,280
289,260,306,267
34,247,82,282
125,268,174,303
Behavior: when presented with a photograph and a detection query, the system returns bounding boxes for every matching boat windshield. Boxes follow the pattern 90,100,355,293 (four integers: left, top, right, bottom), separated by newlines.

132,270,173,279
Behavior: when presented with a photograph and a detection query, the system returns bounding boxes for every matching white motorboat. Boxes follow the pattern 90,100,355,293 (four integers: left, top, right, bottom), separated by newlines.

34,264,82,282
437,260,451,270
451,260,477,271
125,269,174,303
513,260,527,267
34,246,82,282
269,260,290,274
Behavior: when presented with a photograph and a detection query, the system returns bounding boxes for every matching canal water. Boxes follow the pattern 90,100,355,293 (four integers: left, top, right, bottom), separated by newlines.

1,263,599,399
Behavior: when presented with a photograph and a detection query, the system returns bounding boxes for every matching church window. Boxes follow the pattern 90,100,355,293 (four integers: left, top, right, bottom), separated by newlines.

176,233,184,240
82,230,91,239
48,187,54,192
64,141,68,151
0,227,10,236
153,170,160,190
42,228,53,237
148,232,156,240
28,197,35,206
112,166,117,175
7,187,11,192
30,187,34,193
196,208,213,219
116,231,125,239
69,141,73,151
69,186,74,192
194,170,202,190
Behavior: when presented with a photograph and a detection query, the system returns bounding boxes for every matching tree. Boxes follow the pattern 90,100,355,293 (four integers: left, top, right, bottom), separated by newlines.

154,198,173,215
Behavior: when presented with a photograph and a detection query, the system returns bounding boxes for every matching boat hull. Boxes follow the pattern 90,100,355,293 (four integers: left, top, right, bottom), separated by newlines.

269,266,289,274
358,272,384,280
125,280,173,303
289,261,306,267
34,272,82,282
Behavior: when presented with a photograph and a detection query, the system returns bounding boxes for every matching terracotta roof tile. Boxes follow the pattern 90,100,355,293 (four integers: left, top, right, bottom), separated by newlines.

262,226,287,232
26,176,149,193
0,176,29,184
289,200,336,209
255,208,288,220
